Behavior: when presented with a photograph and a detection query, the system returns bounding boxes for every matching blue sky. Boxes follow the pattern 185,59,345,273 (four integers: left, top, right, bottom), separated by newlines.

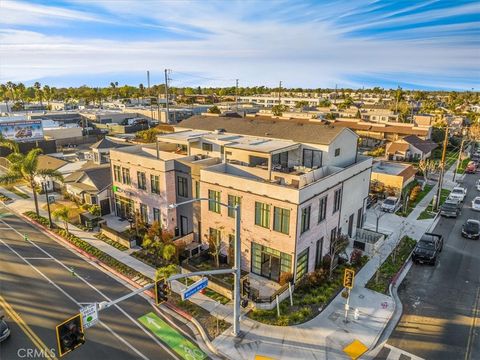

0,0,479,90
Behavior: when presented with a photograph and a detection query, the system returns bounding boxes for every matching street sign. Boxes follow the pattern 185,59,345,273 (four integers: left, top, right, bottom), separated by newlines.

343,268,355,289
80,303,99,329
181,277,208,301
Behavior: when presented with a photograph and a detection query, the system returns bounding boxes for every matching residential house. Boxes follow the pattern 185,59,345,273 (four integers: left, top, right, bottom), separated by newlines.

386,135,438,161
88,137,131,165
34,155,68,192
371,161,417,195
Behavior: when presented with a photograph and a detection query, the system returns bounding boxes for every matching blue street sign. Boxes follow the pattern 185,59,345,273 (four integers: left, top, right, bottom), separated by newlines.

181,277,208,301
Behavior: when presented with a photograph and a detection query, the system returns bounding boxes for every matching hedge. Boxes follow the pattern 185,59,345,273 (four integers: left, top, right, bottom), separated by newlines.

24,211,152,284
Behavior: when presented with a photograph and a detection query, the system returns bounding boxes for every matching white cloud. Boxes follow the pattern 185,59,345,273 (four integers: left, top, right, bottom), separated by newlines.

0,0,478,89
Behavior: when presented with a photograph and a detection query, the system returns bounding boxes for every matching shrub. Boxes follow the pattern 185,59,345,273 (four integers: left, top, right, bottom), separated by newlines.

349,249,363,266
279,272,293,286
409,185,422,202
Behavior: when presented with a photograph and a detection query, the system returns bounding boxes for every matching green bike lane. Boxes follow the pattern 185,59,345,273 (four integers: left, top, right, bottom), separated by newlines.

139,312,208,360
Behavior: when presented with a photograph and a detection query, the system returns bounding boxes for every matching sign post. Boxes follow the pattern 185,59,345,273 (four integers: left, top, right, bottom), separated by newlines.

181,277,208,301
343,269,355,323
80,303,99,329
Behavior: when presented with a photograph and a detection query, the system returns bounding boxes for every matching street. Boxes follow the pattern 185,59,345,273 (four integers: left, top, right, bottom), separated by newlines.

387,173,480,360
0,207,206,360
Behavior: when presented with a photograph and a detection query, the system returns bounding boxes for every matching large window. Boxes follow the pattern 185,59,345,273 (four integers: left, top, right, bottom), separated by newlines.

202,142,213,151
113,165,121,182
300,206,311,234
139,204,148,224
137,171,146,190
296,248,309,280
333,188,342,213
315,238,324,269
121,167,131,185
251,242,292,282
330,227,338,253
208,227,221,243
228,195,241,218
303,149,322,168
255,202,271,228
273,207,290,235
177,176,188,197
150,175,160,194
208,190,221,213
272,152,288,168
318,195,327,223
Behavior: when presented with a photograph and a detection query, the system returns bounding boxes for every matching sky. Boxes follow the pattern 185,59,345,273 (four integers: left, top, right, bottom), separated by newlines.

0,0,479,90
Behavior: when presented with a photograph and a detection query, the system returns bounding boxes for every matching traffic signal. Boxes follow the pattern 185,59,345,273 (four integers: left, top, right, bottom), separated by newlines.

343,268,355,289
154,278,170,305
242,279,251,298
56,313,85,357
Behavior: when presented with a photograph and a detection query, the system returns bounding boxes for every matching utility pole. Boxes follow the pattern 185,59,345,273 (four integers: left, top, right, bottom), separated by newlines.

435,126,449,210
164,69,170,124
453,130,467,182
235,79,239,112
278,81,282,105
334,84,338,105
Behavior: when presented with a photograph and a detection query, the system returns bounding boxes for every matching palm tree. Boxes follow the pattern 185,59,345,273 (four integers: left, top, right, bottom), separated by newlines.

33,82,43,106
0,134,19,153
0,148,63,215
52,206,70,232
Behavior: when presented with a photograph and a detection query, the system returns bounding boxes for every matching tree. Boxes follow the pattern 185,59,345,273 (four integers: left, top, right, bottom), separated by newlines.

327,233,349,280
142,235,165,267
0,134,19,153
142,222,175,267
272,104,287,116
0,148,63,215
469,124,480,141
295,100,309,111
417,159,437,186
155,264,178,281
207,105,221,114
206,226,224,268
33,82,43,106
163,244,177,263
52,206,70,232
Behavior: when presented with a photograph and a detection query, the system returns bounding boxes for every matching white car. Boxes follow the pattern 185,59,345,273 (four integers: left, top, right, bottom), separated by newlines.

476,179,480,191
448,186,467,202
472,197,480,212
381,196,401,212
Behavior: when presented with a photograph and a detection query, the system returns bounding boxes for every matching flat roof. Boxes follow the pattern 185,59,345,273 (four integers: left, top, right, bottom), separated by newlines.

372,161,411,176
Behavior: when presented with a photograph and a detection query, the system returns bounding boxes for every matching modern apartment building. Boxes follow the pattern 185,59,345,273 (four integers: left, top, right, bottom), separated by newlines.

110,115,372,283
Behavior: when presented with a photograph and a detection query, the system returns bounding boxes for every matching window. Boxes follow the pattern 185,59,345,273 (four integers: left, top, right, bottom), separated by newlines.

228,195,241,218
272,152,288,168
255,202,271,228
315,237,324,269
139,204,148,224
220,146,225,154
273,207,290,234
296,248,309,280
300,206,311,233
122,168,131,185
303,149,322,168
330,227,337,253
357,208,363,228
113,165,121,182
202,142,213,151
334,148,341,157
318,195,327,223
333,188,342,213
208,190,221,213
153,207,161,224
137,171,146,190
251,242,292,280
208,227,221,244
195,181,200,199
150,175,160,194
90,195,97,205
177,176,188,197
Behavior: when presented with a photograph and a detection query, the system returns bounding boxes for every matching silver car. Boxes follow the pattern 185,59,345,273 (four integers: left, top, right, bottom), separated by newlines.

0,315,10,343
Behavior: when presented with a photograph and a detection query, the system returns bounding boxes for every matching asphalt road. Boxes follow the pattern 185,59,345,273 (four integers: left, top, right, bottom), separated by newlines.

387,173,480,360
0,208,203,360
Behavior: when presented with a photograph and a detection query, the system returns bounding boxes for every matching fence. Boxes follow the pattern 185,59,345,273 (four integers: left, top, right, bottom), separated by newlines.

100,222,136,249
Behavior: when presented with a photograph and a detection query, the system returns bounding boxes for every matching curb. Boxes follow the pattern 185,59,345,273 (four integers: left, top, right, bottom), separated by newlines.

14,209,220,358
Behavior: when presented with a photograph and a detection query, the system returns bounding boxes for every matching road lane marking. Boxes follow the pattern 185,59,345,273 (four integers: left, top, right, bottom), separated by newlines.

139,312,207,360
0,238,150,360
0,295,57,360
465,286,480,360
0,213,181,360
23,257,55,260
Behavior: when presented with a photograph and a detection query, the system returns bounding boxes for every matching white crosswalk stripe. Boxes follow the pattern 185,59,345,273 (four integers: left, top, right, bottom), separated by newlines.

383,344,425,360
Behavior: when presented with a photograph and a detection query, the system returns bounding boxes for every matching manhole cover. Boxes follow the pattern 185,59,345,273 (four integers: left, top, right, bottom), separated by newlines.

358,294,365,299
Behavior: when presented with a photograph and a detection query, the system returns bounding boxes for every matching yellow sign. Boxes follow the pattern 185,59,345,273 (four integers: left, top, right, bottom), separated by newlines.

254,356,277,360
343,268,355,289
343,339,368,359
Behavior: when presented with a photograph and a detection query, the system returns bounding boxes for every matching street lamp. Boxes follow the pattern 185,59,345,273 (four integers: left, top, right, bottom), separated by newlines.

168,197,242,337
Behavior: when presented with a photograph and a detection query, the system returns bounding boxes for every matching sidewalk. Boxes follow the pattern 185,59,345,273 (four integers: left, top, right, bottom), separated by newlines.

0,164,460,360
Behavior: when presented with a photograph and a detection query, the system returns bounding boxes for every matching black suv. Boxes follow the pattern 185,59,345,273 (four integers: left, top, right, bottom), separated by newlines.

462,219,480,240
412,233,443,265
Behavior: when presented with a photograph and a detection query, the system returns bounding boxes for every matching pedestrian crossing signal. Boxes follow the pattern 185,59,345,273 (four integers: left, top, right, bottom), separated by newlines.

343,269,355,289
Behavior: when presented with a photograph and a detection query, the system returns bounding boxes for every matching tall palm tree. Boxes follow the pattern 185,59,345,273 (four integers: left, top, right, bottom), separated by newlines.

0,148,63,215
33,82,43,106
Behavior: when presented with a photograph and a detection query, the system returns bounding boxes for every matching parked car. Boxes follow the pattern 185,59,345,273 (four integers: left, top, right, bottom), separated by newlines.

440,199,462,218
0,315,10,343
366,194,378,209
466,161,477,174
381,196,401,212
448,186,467,202
477,179,480,191
472,197,480,212
462,219,480,240
412,233,443,265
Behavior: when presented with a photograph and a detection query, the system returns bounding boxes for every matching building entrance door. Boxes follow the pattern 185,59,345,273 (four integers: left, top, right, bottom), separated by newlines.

261,253,281,282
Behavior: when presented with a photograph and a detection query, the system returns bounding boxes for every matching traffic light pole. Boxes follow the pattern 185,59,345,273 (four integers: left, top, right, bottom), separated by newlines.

98,283,154,311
